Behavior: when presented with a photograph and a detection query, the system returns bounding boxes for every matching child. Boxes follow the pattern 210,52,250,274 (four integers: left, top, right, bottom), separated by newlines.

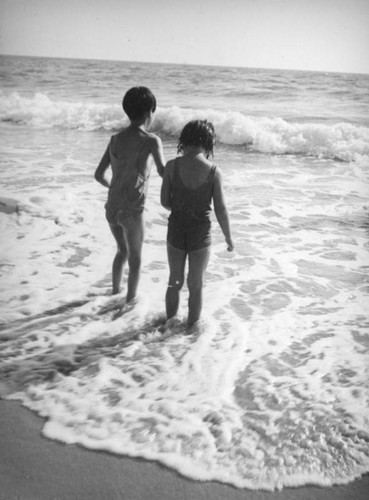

161,119,234,328
95,86,165,303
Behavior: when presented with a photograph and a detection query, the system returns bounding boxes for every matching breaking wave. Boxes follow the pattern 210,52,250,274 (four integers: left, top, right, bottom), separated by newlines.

1,91,369,162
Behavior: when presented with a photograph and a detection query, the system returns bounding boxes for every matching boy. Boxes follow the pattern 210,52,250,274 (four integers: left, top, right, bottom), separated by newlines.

95,86,165,304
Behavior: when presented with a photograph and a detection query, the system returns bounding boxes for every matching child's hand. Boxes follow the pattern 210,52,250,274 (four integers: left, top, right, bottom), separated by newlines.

226,237,234,252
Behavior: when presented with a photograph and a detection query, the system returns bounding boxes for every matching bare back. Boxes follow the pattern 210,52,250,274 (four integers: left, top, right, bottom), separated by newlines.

110,126,154,181
172,155,214,190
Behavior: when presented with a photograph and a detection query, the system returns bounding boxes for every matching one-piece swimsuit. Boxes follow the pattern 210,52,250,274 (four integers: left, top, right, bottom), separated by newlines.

167,159,216,251
105,137,150,224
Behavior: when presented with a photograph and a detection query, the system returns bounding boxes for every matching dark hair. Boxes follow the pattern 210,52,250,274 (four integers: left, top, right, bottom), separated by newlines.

122,86,157,121
177,120,216,158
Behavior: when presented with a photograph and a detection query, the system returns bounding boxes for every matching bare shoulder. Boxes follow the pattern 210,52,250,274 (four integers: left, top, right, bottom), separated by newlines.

165,158,176,178
213,165,223,179
199,157,218,174
146,131,160,140
146,132,162,148
110,128,128,146
212,166,225,193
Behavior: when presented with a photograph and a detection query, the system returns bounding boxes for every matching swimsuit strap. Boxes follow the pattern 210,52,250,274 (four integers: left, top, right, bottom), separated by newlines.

208,165,217,183
173,157,180,183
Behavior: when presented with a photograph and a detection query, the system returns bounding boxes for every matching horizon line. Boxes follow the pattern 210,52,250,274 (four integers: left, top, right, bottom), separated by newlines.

1,52,368,77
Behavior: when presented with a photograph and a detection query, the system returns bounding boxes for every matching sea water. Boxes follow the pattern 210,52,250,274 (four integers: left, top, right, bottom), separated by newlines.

0,55,369,490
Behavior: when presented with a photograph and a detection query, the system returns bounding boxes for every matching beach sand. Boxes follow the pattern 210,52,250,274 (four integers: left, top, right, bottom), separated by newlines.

0,401,368,500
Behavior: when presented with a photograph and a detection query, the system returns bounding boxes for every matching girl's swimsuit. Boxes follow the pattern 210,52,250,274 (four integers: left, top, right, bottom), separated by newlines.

167,159,217,251
105,137,150,224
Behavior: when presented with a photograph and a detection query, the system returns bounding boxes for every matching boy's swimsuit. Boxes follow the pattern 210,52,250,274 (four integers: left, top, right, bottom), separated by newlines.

105,136,150,225
167,159,217,251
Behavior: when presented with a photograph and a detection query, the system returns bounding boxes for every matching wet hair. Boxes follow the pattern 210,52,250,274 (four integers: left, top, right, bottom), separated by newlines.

122,86,157,121
177,120,216,158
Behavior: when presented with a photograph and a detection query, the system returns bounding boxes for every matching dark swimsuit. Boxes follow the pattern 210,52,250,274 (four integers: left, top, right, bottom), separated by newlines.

105,137,149,225
167,159,217,251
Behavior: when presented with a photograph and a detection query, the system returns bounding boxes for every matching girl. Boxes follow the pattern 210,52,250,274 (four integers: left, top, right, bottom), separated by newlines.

161,120,234,328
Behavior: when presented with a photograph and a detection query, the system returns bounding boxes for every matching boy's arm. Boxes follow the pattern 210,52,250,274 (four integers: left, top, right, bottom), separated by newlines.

213,169,234,252
160,161,173,210
150,136,165,178
94,144,110,188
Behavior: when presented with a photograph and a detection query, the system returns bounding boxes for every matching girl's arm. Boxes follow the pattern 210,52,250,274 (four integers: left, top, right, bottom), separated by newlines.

150,135,166,178
94,144,111,188
213,168,234,251
160,160,173,210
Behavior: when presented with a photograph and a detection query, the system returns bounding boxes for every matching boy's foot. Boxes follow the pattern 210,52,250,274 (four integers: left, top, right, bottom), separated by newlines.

111,297,138,320
97,296,124,316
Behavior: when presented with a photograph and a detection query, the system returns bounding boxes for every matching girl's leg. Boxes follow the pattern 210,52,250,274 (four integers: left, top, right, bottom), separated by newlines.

121,213,145,302
108,223,128,295
166,243,187,320
187,246,210,327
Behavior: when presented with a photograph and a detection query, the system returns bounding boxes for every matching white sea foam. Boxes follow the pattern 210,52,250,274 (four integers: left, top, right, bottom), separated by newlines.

1,91,368,162
1,127,368,489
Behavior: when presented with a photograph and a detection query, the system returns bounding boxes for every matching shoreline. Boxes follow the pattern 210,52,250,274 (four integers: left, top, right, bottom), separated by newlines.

1,400,368,500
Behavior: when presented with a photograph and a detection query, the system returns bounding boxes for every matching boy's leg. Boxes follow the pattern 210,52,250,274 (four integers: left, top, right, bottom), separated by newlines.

187,246,210,327
121,213,145,302
166,243,187,320
108,223,128,295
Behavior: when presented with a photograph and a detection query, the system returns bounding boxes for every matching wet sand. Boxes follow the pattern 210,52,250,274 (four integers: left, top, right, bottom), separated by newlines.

0,401,368,500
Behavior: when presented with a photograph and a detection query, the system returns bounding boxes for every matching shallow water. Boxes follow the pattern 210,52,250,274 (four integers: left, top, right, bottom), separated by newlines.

1,56,369,490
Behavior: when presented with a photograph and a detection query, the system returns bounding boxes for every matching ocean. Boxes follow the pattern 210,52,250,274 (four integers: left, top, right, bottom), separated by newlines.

0,54,368,491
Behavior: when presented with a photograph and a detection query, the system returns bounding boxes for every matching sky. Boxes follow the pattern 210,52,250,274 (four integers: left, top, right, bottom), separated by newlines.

0,0,368,74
